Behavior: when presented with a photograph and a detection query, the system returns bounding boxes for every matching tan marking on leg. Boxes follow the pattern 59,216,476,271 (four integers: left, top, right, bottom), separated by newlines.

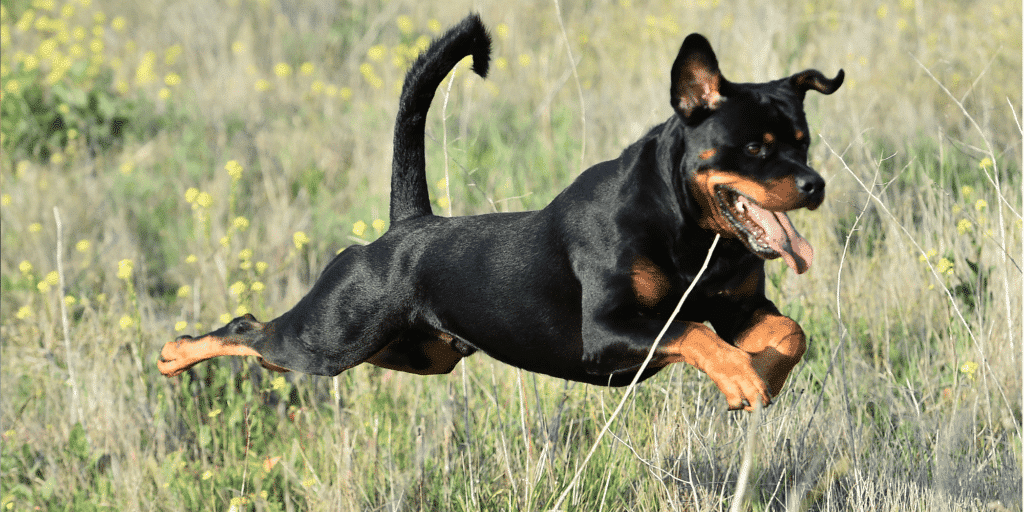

158,336,264,377
734,311,806,398
365,331,464,375
631,256,671,307
657,322,771,411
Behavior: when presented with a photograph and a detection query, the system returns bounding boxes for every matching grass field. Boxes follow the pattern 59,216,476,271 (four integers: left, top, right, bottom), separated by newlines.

1,0,1021,510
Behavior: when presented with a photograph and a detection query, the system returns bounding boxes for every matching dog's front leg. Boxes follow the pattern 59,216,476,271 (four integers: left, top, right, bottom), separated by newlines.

654,321,773,411
730,308,807,400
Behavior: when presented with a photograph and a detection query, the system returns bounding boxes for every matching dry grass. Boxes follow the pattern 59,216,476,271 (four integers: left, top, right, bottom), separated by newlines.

1,0,1020,510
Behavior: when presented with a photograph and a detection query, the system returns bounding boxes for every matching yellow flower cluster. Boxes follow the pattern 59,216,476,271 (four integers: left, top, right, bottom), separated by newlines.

351,219,387,239
184,187,213,209
225,160,243,181
918,249,954,276
1,0,184,106
959,360,979,380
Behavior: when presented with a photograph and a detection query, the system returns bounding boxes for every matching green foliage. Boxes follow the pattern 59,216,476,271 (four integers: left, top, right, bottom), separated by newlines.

1,58,146,163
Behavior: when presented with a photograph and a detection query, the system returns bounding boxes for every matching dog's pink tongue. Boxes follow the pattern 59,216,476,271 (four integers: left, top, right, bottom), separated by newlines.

740,197,814,274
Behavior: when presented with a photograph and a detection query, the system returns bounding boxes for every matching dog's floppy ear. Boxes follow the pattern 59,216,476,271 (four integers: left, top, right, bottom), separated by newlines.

789,69,845,98
671,33,726,121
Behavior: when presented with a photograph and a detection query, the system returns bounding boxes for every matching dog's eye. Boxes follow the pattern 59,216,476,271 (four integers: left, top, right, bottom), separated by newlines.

744,143,765,156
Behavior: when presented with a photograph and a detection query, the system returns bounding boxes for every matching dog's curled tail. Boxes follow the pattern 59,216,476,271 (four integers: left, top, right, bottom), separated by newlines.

389,14,491,224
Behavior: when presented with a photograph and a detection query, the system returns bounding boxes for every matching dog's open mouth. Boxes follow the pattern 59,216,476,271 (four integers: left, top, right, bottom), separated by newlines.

716,186,813,274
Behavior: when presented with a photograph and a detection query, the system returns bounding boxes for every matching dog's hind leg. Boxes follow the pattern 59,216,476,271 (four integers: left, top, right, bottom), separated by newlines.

159,245,403,377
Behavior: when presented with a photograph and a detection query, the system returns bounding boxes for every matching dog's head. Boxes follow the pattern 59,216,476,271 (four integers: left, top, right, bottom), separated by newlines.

670,34,843,274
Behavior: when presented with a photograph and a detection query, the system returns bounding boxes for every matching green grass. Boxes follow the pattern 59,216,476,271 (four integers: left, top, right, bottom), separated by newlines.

1,0,1021,510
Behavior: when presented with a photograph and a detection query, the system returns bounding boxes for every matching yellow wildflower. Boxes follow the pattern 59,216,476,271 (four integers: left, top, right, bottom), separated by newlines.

352,221,367,237
959,361,979,380
164,45,181,65
119,315,135,329
117,259,133,280
367,45,386,62
936,257,954,275
225,160,243,180
396,15,413,34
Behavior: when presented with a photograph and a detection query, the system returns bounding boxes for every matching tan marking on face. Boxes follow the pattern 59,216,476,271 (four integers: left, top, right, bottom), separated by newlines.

689,171,806,236
763,132,775,145
795,130,805,141
631,256,671,307
689,170,734,234
699,148,717,160
729,175,803,210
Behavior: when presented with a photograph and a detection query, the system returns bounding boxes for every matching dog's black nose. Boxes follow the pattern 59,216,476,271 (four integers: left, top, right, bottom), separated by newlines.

796,173,825,208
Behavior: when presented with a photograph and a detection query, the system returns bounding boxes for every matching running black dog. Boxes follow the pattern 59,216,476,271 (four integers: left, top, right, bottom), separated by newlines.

159,14,843,411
